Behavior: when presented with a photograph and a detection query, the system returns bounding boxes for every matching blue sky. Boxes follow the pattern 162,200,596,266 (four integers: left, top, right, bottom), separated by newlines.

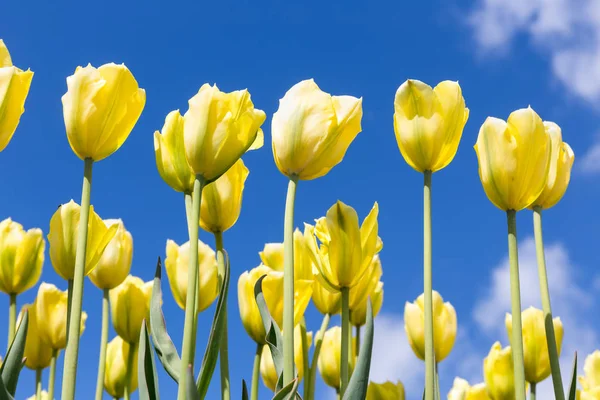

2,0,600,399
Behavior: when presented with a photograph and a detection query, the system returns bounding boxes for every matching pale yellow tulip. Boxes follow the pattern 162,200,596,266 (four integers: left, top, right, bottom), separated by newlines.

110,275,152,343
89,219,132,290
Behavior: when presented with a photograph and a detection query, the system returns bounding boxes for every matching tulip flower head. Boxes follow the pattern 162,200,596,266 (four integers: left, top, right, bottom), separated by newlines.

318,326,356,390
62,63,146,161
0,218,44,295
484,342,516,400
577,350,600,400
18,303,52,370
271,79,363,180
104,336,138,399
447,377,491,400
0,39,34,152
259,228,315,281
312,278,342,316
89,219,133,290
366,380,405,400
110,275,152,344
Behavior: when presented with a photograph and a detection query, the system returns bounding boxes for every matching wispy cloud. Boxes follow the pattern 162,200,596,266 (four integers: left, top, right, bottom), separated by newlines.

579,141,600,174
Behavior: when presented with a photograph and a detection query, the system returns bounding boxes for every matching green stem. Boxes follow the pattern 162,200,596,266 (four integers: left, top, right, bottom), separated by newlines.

215,231,230,400
66,279,73,340
35,368,42,400
48,350,57,400
507,210,526,400
355,325,361,360
530,382,536,400
7,293,16,349
283,177,298,385
124,341,136,400
95,289,110,400
61,157,93,400
301,319,310,399
435,363,441,400
423,170,434,400
178,176,205,399
340,287,350,396
184,193,201,369
533,207,565,400
308,314,330,400
250,343,263,400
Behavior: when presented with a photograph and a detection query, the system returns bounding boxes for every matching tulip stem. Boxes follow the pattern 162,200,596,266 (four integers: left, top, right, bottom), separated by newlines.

283,176,298,385
178,175,206,400
35,368,42,400
301,319,310,400
340,287,350,397
124,340,136,400
48,350,57,400
423,170,435,400
184,193,201,370
250,343,263,400
507,210,526,400
308,313,330,400
95,289,110,400
533,206,565,400
7,293,16,349
62,157,94,400
355,325,361,359
530,382,537,400
66,279,73,338
215,231,231,400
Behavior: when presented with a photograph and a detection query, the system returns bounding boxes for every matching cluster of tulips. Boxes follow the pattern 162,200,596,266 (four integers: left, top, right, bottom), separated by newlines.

0,36,592,400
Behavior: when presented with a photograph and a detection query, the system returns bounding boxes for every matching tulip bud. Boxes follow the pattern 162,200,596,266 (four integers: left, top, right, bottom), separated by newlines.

318,326,355,390
18,303,52,370
183,84,265,182
259,228,315,281
36,282,87,350
238,265,312,344
484,342,515,400
260,325,312,391
89,219,133,290
110,275,152,343
531,122,575,209
0,39,34,152
366,380,405,400
62,63,146,161
393,80,469,173
26,391,50,400
350,281,383,327
312,278,341,316
48,200,118,280
0,218,44,295
200,159,249,233
165,239,219,314
474,107,551,211
448,377,491,400
505,307,563,383
404,290,456,362
104,336,137,399
578,351,600,399
271,79,363,180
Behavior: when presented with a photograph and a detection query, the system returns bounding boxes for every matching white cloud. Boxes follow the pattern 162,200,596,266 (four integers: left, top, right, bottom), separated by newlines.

579,141,600,174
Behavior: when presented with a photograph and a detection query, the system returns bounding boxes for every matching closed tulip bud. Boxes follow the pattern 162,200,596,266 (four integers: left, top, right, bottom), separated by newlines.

104,336,137,399
62,63,146,161
318,326,356,390
259,228,315,281
350,281,383,327
272,79,363,180
312,278,341,316
578,351,600,399
89,219,133,290
183,84,265,182
505,307,563,383
18,303,52,370
260,325,312,391
238,265,312,344
36,283,87,350
0,218,44,295
200,159,249,233
484,342,515,400
474,107,551,211
110,275,152,343
393,80,469,173
165,239,219,314
531,122,575,209
26,391,49,400
448,377,491,400
404,290,456,362
48,200,118,280
366,380,405,400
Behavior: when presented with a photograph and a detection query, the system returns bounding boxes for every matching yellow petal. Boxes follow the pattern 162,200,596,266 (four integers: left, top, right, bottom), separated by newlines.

89,219,133,290
325,201,362,288
104,336,138,398
0,40,12,67
0,66,34,152
110,275,152,343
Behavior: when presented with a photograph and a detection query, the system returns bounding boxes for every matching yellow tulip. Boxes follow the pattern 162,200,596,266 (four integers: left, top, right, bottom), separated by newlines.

183,84,265,182
393,80,469,173
260,325,312,391
36,283,87,350
531,122,575,209
88,219,133,290
350,281,383,327
579,389,600,400
110,275,152,343
238,265,312,344
318,326,355,390
505,307,563,383
200,159,249,233
484,342,515,400
0,218,44,295
0,39,34,153
404,290,456,362
366,380,405,400
578,351,600,399
18,303,52,370
312,278,342,316
104,336,138,399
349,255,382,310
259,228,315,281
165,239,219,313
62,63,146,161
448,377,491,400
48,200,118,280
474,107,551,211
26,391,49,400
271,79,363,180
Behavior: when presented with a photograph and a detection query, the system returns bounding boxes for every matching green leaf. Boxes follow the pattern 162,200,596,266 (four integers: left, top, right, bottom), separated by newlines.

0,310,28,396
196,249,231,398
150,257,181,382
272,378,300,400
567,352,578,400
0,375,14,400
342,300,374,400
138,320,160,400
187,365,200,400
242,380,249,400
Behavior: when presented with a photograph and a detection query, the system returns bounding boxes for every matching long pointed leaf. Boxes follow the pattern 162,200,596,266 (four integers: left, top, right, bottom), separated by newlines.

272,378,300,400
0,374,14,400
342,300,374,400
196,250,231,398
242,380,249,400
0,310,28,396
138,321,160,400
187,365,200,400
150,258,181,382
567,352,578,400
